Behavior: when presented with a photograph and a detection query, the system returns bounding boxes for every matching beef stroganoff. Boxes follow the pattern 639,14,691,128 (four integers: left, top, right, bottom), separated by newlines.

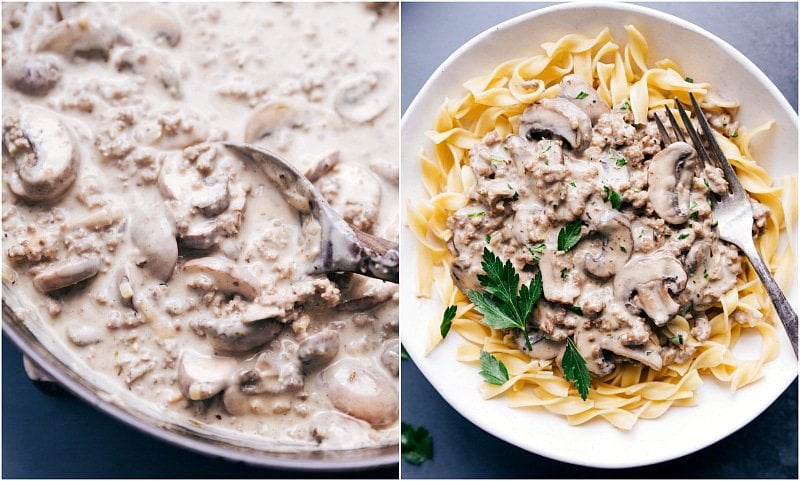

408,26,795,429
3,2,399,450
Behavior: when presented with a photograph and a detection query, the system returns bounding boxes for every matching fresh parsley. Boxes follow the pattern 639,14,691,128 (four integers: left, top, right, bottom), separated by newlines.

401,344,409,360
508,184,520,201
557,220,583,252
731,129,739,138
466,248,543,350
615,155,627,167
575,91,589,100
683,302,694,315
711,220,719,228
703,269,709,280
603,185,622,209
620,101,631,111
527,243,546,262
467,211,485,218
685,76,694,83
479,350,509,385
560,268,568,280
678,232,689,240
401,423,433,465
702,177,711,190
669,333,685,346
569,180,577,188
569,305,583,315
440,305,457,338
485,234,491,244
563,338,591,400
491,155,505,164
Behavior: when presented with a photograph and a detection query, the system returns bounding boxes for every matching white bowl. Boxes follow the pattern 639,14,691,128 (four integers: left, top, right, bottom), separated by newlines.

400,1,798,468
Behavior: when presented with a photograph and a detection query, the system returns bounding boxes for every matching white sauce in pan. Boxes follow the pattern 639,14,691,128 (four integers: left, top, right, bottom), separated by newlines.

2,2,398,450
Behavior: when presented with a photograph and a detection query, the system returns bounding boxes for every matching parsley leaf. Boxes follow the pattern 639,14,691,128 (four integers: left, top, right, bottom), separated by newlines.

563,338,591,400
569,305,583,315
485,234,491,244
560,268,568,280
527,243,546,262
401,423,433,465
615,155,627,167
668,333,685,346
620,101,631,111
508,184,520,201
731,129,739,138
479,350,509,385
401,344,409,360
711,221,719,228
603,185,622,209
575,91,589,100
440,305,457,338
491,155,505,164
685,76,694,83
678,232,689,240
466,248,543,350
557,220,583,252
467,211,485,218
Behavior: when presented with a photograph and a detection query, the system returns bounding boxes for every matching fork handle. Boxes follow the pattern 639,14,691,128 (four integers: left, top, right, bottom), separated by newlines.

740,244,798,356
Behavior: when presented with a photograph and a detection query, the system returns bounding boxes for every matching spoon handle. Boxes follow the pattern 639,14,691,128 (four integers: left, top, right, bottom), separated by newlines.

353,230,399,284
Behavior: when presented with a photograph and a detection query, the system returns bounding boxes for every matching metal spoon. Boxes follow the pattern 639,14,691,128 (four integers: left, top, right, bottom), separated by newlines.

223,142,398,284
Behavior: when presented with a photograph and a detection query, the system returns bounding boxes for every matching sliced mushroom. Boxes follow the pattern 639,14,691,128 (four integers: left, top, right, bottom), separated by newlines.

222,384,251,415
539,230,581,305
601,336,663,371
647,142,697,225
304,149,340,182
129,207,178,282
193,316,283,352
519,98,592,151
684,239,710,274
558,74,609,124
573,320,615,376
380,339,399,376
244,98,307,144
192,174,230,217
334,71,391,124
4,108,79,202
36,16,129,60
368,159,399,184
514,328,565,360
123,7,181,47
614,252,687,326
298,330,340,371
317,162,382,233
177,351,237,401
323,359,398,427
3,55,62,96
183,257,259,301
113,46,181,99
580,210,633,278
33,256,100,293
248,339,305,394
335,276,396,312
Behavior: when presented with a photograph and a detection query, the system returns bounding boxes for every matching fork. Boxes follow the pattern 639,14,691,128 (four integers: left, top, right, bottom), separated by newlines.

654,93,798,357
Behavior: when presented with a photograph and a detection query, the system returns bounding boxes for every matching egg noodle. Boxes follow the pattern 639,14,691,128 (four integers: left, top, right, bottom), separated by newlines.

407,25,797,429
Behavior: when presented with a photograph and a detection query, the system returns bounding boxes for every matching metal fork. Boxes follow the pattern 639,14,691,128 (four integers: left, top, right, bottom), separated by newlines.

654,93,798,356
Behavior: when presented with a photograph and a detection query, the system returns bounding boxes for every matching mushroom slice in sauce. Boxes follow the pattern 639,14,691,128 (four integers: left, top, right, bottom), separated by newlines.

580,210,633,278
183,257,260,301
558,74,609,124
122,7,182,47
647,142,697,225
514,328,565,360
298,330,340,371
322,359,398,427
32,256,101,293
4,108,80,202
244,98,308,144
519,97,592,151
614,252,687,326
36,16,129,60
573,321,615,376
334,71,391,124
193,316,284,353
3,55,62,97
178,351,237,401
129,207,178,282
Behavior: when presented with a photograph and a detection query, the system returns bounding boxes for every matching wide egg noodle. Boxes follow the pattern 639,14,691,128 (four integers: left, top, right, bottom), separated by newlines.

408,25,791,429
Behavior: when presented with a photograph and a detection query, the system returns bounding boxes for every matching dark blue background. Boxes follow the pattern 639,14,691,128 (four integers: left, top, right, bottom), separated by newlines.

400,2,798,478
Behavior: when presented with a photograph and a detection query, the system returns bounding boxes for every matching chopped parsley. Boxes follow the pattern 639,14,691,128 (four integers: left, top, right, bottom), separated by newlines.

620,101,631,111
557,220,583,252
543,145,552,153
683,302,694,315
569,305,583,315
563,338,591,400
669,333,685,346
401,344,409,360
440,305,457,338
466,248,543,350
479,350,510,385
703,177,711,190
703,270,709,280
603,185,622,209
569,180,577,188
689,211,699,221
466,211,485,218
491,155,504,164
731,129,739,138
575,91,589,100
678,232,690,240
711,221,719,228
615,155,627,167
527,243,546,262
508,184,520,201
485,234,491,244
685,76,694,83
401,423,433,465
560,268,568,280
620,245,627,253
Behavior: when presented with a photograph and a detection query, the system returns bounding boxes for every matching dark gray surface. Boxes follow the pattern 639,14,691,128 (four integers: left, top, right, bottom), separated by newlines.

2,336,398,478
401,2,798,478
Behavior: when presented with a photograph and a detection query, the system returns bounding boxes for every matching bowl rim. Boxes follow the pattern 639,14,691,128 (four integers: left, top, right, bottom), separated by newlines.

400,0,798,469
3,298,398,471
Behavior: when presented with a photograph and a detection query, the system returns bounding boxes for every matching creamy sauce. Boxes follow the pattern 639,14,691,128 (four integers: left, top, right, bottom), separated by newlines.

2,2,398,450
449,74,767,374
